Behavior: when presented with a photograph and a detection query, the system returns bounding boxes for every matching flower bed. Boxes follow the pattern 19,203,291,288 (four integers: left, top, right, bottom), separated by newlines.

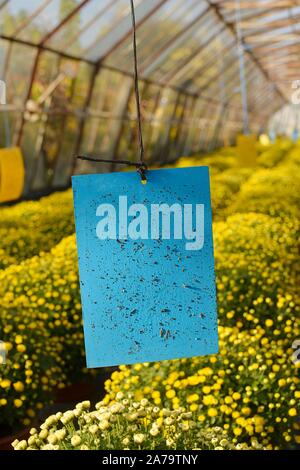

214,213,299,328
0,306,67,429
0,139,298,448
104,321,299,449
103,145,300,449
12,397,262,450
0,235,91,429
257,138,293,168
230,165,300,219
0,190,74,270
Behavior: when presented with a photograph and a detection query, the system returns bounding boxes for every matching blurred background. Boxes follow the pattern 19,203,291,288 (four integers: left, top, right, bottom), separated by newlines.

1,0,300,196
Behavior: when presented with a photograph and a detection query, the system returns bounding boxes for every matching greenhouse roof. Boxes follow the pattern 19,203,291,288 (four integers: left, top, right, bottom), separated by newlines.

0,0,299,193
1,0,300,99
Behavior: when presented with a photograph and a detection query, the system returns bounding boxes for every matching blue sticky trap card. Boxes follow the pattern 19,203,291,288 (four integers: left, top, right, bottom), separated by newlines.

72,167,218,368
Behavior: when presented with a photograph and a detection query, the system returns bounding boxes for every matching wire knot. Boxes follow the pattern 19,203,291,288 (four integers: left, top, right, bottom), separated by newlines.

136,162,148,184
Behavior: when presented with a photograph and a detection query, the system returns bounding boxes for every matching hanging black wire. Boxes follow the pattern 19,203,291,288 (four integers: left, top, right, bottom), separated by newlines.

130,0,145,166
77,0,147,182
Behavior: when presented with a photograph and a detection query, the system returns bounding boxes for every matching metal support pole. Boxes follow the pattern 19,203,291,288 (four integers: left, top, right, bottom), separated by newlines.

182,97,200,156
209,50,228,150
170,93,189,160
71,63,99,175
106,76,133,172
16,48,42,146
235,0,249,135
144,86,164,158
161,91,181,164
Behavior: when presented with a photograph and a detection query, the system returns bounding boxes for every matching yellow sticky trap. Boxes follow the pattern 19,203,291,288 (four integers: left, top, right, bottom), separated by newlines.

236,134,258,167
259,134,270,146
0,147,25,203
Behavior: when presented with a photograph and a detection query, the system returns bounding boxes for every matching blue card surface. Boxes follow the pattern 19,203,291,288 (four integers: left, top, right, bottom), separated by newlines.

72,167,218,368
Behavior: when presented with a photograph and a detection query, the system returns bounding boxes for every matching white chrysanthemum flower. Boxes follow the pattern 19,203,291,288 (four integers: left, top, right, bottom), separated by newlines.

85,413,94,422
182,412,192,419
97,411,111,421
45,415,57,428
47,434,57,445
55,429,66,441
110,402,124,414
133,433,145,444
60,410,74,425
71,435,82,447
81,401,91,410
130,424,138,432
39,429,48,440
76,401,90,411
214,426,222,433
220,438,229,447
251,439,260,449
99,419,110,431
164,417,173,426
127,412,138,422
28,436,37,446
150,427,159,437
97,406,107,413
95,402,105,410
15,440,27,450
89,425,98,435
235,444,243,450
179,422,189,431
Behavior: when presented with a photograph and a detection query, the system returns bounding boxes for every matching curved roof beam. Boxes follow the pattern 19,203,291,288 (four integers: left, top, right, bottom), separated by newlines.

89,0,169,63
140,5,211,77
40,0,92,45
10,0,54,37
207,0,287,102
161,4,275,87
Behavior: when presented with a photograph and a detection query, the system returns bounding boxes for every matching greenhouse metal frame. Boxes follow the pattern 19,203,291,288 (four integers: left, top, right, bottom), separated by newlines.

0,0,299,193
